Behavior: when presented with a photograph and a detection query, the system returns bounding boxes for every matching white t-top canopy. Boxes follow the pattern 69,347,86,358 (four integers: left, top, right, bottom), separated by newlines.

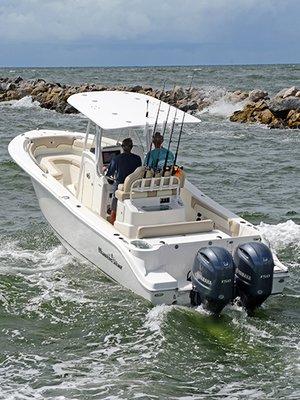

68,91,200,131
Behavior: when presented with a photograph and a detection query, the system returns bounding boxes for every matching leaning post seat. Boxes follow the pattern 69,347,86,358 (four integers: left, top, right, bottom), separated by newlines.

115,167,181,202
114,167,188,238
116,166,146,195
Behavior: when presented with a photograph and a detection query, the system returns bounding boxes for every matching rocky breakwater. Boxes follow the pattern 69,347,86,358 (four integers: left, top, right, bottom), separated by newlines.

0,76,212,115
0,76,299,129
230,87,300,129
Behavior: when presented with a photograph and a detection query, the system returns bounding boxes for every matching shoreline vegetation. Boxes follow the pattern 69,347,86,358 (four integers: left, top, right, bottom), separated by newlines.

0,76,299,129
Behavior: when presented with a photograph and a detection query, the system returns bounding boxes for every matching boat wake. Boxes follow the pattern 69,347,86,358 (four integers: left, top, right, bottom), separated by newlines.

143,304,174,334
0,239,75,275
257,220,300,251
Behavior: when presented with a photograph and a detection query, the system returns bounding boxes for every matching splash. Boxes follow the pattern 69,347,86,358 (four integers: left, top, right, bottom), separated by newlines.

201,98,246,117
257,220,300,251
1,95,41,109
143,304,173,333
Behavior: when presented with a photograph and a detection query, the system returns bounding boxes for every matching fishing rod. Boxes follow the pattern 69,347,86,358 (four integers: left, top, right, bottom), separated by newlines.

153,85,175,172
161,85,174,138
145,80,166,169
143,99,150,153
172,72,195,168
162,107,177,174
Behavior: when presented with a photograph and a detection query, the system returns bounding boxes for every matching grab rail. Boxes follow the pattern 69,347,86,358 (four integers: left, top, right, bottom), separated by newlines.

130,176,180,200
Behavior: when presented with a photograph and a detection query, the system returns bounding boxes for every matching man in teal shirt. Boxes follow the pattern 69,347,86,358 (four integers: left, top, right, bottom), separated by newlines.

144,132,174,171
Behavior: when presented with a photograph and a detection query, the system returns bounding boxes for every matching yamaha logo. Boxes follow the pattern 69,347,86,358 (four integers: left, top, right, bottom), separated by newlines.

260,274,271,279
221,279,232,284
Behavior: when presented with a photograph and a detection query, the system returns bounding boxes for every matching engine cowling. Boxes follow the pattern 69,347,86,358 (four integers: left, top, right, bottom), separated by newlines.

234,242,274,315
191,246,235,315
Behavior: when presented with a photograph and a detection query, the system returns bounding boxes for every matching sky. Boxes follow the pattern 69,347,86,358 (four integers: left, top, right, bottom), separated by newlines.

0,0,299,67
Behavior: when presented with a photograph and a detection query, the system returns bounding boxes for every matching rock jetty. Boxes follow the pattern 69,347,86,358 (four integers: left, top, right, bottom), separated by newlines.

0,76,299,129
230,87,300,129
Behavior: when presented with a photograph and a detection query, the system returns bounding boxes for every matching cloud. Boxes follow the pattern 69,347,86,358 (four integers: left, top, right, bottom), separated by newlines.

0,0,299,44
0,0,299,66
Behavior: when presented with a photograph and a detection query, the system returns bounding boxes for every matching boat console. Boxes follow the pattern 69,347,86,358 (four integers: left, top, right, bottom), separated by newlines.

101,147,121,166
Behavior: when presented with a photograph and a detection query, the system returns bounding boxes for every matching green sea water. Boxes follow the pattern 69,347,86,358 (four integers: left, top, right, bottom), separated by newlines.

0,65,299,399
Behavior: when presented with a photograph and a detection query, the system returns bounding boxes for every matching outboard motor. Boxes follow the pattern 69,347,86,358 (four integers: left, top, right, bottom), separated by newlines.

234,242,274,315
191,247,235,315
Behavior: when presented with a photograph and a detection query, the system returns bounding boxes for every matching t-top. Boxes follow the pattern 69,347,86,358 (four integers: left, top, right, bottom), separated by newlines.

106,152,142,185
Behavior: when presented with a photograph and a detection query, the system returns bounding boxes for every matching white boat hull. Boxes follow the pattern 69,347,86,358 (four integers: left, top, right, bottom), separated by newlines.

8,128,289,311
31,178,178,305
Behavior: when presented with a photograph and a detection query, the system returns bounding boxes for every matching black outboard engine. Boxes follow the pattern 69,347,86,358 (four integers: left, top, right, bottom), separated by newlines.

234,242,274,315
191,247,235,315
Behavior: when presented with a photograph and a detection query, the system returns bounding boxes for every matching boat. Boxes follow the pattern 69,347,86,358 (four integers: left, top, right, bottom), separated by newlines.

8,90,289,315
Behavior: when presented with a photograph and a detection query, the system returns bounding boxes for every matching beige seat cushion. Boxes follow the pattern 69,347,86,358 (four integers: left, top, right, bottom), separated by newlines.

137,219,214,238
39,155,80,179
123,166,146,192
115,166,146,201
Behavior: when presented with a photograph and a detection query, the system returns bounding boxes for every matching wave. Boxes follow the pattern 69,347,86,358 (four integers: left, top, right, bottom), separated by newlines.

200,98,246,117
0,95,86,120
257,220,300,251
0,239,96,322
0,95,41,109
143,304,173,333
0,240,74,274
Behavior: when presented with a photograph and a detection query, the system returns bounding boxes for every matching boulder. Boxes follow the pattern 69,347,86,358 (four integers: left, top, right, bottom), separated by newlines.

230,101,271,125
269,96,300,113
227,90,249,103
268,120,286,129
13,76,23,84
5,82,17,91
230,109,250,123
252,100,268,111
0,82,9,92
286,109,300,129
282,86,298,98
130,85,143,92
248,89,269,102
274,86,299,99
142,86,153,92
64,104,78,114
4,90,21,101
31,84,49,96
173,86,185,100
257,109,275,125
184,100,198,111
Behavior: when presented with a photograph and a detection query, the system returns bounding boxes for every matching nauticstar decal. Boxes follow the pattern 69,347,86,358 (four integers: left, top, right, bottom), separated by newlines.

97,246,123,270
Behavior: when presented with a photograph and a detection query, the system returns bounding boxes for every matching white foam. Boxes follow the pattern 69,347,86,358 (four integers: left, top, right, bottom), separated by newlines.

143,304,173,333
200,98,246,117
232,318,272,341
0,240,74,273
194,304,212,316
1,95,41,109
257,220,300,250
0,293,7,303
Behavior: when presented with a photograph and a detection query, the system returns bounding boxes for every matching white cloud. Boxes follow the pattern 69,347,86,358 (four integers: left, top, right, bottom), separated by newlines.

0,0,298,44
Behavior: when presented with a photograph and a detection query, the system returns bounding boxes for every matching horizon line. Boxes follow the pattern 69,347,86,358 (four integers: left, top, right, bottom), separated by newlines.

0,62,300,69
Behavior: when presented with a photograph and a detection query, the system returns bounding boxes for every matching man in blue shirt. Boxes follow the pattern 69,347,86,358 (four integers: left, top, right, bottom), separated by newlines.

144,132,174,171
106,138,141,223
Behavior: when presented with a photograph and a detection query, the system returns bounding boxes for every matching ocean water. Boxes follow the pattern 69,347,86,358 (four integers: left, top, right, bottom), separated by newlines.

0,65,299,399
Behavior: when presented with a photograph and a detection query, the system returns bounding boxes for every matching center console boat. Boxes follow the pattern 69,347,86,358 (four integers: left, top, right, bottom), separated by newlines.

8,91,289,315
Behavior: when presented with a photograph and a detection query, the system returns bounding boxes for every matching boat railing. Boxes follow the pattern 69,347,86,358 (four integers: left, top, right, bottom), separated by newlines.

130,176,180,200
